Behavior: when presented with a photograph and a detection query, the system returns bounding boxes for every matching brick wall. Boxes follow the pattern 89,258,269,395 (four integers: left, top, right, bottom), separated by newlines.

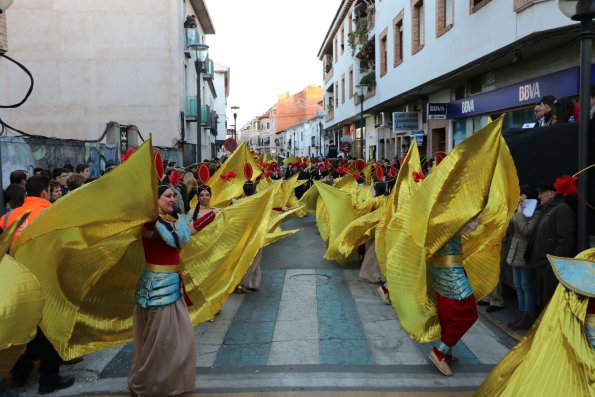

0,13,7,53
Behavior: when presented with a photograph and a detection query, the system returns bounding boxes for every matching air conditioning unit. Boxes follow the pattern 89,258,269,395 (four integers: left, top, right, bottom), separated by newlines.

374,112,391,127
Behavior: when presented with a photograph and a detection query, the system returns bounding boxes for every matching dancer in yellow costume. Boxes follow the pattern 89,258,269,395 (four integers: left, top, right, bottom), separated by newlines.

384,117,518,375
476,249,595,397
9,139,277,362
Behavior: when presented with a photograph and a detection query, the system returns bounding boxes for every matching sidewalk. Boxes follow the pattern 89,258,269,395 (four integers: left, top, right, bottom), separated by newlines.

477,285,529,342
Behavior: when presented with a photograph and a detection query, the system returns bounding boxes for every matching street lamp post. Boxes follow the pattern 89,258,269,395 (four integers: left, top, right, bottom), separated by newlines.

355,83,369,160
231,106,239,140
556,0,595,251
189,43,209,164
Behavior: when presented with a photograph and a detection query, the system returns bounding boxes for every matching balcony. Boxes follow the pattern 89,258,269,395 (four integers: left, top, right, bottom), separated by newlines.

185,28,200,48
202,58,214,80
325,109,334,122
185,97,211,126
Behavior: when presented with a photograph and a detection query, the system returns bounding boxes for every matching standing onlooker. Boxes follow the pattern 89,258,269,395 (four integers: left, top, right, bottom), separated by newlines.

2,184,26,220
525,183,576,311
52,168,70,196
532,104,545,127
538,95,557,126
49,181,63,203
1,176,75,393
75,164,91,180
505,185,540,330
66,174,85,191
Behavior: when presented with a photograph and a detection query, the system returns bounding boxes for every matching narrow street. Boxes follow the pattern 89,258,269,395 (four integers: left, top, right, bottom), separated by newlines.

17,216,516,396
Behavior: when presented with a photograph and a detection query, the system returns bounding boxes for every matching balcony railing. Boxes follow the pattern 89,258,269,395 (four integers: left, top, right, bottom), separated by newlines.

185,29,200,48
186,97,212,127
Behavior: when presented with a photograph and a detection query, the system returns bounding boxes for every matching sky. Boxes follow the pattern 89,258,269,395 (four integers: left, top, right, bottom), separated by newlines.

204,0,340,128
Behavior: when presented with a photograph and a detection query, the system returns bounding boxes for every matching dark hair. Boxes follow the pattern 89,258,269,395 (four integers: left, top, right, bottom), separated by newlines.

373,182,387,196
356,175,365,184
5,183,26,209
243,180,255,196
26,176,50,197
520,184,537,199
33,167,44,175
197,184,211,195
67,174,85,191
9,170,27,185
63,164,74,172
540,95,556,108
52,167,68,179
50,181,61,191
158,183,172,197
75,164,89,174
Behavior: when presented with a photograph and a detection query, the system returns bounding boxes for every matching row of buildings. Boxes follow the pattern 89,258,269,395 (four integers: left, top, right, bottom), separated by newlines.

238,0,589,163
316,0,587,162
0,0,225,166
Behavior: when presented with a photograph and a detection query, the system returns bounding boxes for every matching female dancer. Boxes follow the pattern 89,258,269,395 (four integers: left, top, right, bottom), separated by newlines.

128,182,216,397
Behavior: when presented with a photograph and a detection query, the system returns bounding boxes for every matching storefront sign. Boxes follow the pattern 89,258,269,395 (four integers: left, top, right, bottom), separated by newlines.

447,65,595,119
392,112,420,132
410,130,425,146
427,103,447,119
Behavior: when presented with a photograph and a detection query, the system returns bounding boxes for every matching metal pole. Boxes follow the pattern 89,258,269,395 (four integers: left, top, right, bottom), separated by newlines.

359,95,364,159
195,59,202,164
233,113,237,140
577,18,592,251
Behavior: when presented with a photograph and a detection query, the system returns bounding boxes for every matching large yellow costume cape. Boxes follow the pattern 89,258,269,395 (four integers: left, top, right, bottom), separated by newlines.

376,142,423,275
0,213,44,378
476,249,595,397
11,140,276,359
385,116,518,342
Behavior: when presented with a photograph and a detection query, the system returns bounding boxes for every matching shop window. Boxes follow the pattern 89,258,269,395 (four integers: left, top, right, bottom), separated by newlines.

412,0,425,55
393,10,404,67
379,28,388,77
436,0,454,38
452,120,467,147
470,0,491,14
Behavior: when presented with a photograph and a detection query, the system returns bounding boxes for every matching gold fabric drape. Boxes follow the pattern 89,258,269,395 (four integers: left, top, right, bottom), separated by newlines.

182,186,277,324
0,213,44,378
9,140,275,360
476,248,595,397
376,142,423,276
207,142,263,208
385,116,519,342
11,141,158,359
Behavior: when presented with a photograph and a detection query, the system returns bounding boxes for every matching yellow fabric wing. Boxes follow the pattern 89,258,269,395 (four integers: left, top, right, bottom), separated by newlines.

209,142,263,208
10,141,157,359
385,116,518,342
182,186,277,324
476,249,595,397
0,213,44,378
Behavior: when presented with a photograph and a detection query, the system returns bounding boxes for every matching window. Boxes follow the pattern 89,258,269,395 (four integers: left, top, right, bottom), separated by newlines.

412,0,424,55
341,26,345,54
514,0,538,12
349,66,354,98
341,74,345,104
379,28,388,77
393,10,404,67
436,0,454,37
334,37,338,63
335,82,339,107
347,11,353,33
470,0,491,13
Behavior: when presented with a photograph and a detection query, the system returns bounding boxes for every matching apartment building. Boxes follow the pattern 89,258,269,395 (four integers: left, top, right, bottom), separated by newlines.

284,114,324,158
1,0,226,162
238,85,323,156
318,0,584,161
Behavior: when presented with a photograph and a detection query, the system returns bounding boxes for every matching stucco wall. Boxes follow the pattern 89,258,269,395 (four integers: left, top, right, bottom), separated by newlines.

0,1,187,147
0,13,7,53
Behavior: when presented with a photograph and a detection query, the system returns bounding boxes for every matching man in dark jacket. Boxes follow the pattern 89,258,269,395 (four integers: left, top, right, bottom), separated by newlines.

527,184,576,310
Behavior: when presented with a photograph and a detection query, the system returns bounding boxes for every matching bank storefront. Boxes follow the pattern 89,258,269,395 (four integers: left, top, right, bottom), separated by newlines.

446,65,591,148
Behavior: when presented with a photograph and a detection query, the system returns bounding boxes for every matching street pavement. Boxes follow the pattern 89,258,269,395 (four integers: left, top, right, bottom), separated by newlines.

10,216,518,396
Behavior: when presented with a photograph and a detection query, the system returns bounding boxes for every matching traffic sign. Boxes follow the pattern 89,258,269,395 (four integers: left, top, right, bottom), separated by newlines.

339,141,352,153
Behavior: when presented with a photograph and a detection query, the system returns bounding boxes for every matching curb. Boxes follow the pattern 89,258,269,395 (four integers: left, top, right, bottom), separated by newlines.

477,307,524,342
